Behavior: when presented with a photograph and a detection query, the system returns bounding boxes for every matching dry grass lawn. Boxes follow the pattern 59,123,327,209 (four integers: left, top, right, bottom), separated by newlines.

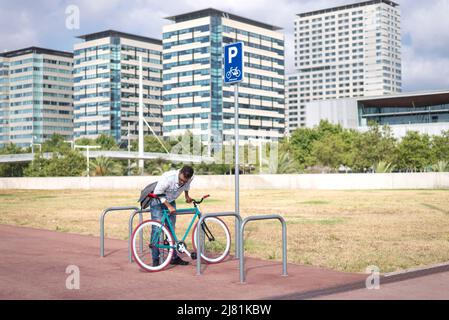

1,188,449,273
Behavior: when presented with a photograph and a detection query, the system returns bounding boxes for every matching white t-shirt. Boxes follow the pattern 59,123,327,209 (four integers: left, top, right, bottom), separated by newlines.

153,169,193,203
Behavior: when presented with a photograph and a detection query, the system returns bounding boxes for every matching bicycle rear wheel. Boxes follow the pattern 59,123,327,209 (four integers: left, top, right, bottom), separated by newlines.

192,217,230,264
131,220,174,272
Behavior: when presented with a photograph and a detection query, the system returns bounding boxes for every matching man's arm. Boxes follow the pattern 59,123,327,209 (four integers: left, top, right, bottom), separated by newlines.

153,177,176,213
163,200,176,214
184,178,193,203
185,190,192,203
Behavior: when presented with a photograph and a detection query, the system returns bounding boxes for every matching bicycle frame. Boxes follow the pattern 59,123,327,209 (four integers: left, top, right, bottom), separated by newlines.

152,206,202,251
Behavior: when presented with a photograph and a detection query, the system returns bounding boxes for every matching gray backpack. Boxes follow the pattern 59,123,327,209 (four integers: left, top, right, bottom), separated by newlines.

138,181,162,209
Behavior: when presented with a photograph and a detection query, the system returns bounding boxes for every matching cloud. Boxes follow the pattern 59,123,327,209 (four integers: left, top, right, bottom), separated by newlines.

0,0,448,92
0,1,42,51
399,0,449,91
402,45,449,91
401,0,449,58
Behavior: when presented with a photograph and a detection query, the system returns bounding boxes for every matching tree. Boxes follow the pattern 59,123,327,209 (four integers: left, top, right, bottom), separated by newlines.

46,150,86,176
289,127,320,169
89,156,123,176
289,120,349,170
24,134,85,177
272,150,301,174
193,162,229,175
42,134,71,153
350,123,396,172
131,135,171,153
374,161,395,173
95,134,118,150
0,143,28,177
149,161,173,175
74,137,94,146
23,155,50,177
432,160,448,172
24,149,85,177
340,128,359,169
394,131,434,172
168,131,208,156
431,130,449,162
310,134,346,171
316,119,344,137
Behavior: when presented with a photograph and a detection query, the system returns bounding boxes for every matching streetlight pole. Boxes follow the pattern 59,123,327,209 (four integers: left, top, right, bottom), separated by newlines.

30,135,39,163
74,145,100,177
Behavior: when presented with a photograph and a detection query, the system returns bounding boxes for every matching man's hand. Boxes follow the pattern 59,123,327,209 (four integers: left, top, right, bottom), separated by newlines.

185,195,193,203
165,202,176,214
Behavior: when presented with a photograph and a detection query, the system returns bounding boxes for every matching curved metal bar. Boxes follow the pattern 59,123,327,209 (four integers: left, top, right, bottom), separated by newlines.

239,215,288,284
196,212,242,276
128,209,149,262
100,206,139,258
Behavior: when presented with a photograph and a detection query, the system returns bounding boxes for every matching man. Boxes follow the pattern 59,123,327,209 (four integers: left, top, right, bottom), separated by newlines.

150,165,194,267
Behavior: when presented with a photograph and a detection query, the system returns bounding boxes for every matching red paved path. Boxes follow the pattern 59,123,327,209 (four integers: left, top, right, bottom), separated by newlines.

0,224,367,300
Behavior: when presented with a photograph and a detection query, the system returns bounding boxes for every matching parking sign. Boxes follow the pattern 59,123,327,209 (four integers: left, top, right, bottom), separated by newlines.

224,42,244,84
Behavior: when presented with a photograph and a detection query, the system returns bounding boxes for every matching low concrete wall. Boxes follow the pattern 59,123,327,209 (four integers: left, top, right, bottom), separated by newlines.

0,173,448,190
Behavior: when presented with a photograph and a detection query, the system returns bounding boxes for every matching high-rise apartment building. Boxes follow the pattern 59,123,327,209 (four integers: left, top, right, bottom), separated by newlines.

285,73,304,133
0,47,73,148
162,8,285,149
287,0,401,134
73,30,163,144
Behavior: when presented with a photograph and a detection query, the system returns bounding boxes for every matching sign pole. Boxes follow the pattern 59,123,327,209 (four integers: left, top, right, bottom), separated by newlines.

224,41,243,259
234,82,239,258
138,56,144,175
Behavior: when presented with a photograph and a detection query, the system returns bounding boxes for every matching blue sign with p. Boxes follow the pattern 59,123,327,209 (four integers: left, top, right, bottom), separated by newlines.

224,42,244,84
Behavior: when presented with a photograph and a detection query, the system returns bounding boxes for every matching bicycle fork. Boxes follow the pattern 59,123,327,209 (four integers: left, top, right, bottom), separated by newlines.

201,222,215,242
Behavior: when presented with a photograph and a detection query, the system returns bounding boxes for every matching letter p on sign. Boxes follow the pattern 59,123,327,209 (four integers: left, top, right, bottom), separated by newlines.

228,47,238,63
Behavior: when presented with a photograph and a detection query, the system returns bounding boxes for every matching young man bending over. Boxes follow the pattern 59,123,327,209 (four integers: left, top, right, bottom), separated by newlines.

150,165,194,266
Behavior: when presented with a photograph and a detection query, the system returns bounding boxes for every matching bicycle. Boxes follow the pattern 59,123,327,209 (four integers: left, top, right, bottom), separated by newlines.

226,66,241,80
131,194,231,272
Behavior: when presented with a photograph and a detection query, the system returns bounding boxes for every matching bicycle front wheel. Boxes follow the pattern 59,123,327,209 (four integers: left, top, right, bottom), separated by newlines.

192,217,231,264
131,220,174,272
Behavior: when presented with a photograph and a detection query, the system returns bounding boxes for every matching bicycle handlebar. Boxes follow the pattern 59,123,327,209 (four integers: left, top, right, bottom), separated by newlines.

192,194,210,205
148,193,210,210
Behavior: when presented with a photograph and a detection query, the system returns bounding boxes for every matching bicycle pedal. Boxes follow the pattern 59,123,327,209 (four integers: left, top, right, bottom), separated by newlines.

190,252,197,260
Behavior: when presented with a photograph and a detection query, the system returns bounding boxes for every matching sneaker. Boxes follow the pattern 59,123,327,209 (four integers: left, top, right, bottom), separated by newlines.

152,259,160,267
170,256,189,265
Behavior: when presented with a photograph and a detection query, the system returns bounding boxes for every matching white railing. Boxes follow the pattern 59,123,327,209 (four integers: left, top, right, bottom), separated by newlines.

1,173,448,190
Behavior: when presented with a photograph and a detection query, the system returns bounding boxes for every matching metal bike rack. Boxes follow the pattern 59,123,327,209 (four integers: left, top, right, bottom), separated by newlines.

100,206,140,261
239,215,288,284
196,212,242,276
128,207,150,262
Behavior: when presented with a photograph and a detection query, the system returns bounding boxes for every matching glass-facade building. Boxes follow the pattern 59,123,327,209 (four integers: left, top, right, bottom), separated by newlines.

162,9,285,150
306,90,449,138
358,93,449,126
0,47,73,148
73,30,163,145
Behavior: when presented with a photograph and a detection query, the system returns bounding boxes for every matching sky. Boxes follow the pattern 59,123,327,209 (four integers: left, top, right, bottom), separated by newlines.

1,0,448,92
